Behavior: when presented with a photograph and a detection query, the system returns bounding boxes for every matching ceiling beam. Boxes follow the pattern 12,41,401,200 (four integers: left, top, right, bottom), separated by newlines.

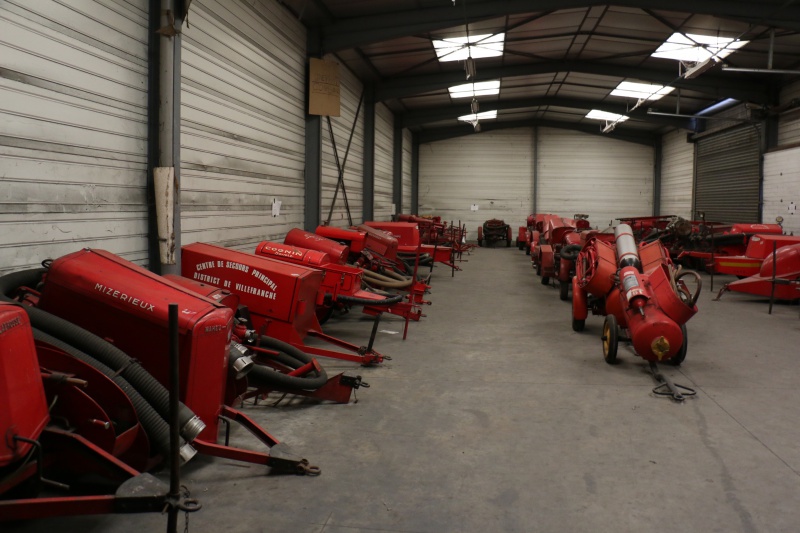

416,119,659,146
320,0,800,53
374,61,770,104
400,97,694,129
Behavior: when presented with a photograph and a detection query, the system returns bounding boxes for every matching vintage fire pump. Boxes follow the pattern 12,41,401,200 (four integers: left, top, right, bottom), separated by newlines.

572,225,702,400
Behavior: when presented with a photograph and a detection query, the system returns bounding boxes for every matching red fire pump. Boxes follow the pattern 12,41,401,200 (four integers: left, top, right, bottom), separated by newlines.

536,215,591,299
7,250,320,477
364,221,459,272
715,242,800,301
0,300,205,523
181,242,387,366
571,224,702,400
253,239,422,339
392,215,476,267
312,225,431,305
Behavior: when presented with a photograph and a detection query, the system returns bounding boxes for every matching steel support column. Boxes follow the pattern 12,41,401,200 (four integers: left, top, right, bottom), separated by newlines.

362,84,375,222
393,118,403,217
305,31,322,230
653,139,662,216
411,133,419,215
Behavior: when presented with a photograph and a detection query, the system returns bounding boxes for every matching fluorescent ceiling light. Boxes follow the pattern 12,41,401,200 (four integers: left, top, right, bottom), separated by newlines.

586,109,629,122
449,80,500,98
433,33,505,62
610,81,674,101
458,110,498,122
652,32,748,62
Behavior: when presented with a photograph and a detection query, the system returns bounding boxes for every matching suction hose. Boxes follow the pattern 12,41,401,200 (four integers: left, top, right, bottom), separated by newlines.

362,269,413,289
246,336,328,390
335,293,404,306
559,244,582,262
32,328,174,461
0,268,205,443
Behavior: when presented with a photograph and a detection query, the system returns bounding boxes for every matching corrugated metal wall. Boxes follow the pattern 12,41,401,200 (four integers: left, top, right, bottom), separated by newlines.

778,81,800,146
0,0,149,273
694,125,761,223
402,129,412,214
419,128,533,237
321,61,364,228
373,103,394,221
763,146,800,235
538,128,654,228
180,0,306,250
659,129,694,218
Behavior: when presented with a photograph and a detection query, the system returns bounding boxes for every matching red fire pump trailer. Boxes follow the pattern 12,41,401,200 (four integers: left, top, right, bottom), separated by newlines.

537,215,591,297
181,242,387,366
253,239,422,339
477,219,512,247
9,249,320,476
0,300,204,523
312,225,432,304
715,242,800,301
571,225,702,400
364,221,459,272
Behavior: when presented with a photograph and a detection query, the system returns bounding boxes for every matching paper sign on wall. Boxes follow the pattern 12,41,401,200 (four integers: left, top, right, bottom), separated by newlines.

471,204,479,211
308,58,340,117
272,198,282,217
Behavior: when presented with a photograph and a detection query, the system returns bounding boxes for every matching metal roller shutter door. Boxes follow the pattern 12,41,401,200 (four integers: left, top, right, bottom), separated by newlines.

763,147,800,236
694,125,761,223
321,62,364,228
373,103,394,221
180,0,306,250
0,0,149,272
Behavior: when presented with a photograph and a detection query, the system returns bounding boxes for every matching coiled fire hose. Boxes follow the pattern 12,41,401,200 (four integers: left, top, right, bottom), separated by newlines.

0,268,205,443
559,244,582,262
361,269,414,289
334,293,404,306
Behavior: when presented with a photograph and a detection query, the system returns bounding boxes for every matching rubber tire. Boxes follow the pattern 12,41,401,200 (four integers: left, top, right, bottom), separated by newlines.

525,246,530,256
667,324,688,366
602,315,618,364
536,263,542,276
572,318,585,332
559,281,570,301
478,238,483,247
541,276,549,285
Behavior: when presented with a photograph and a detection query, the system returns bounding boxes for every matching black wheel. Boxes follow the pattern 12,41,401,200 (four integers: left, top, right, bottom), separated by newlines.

516,239,522,250
478,239,483,247
602,315,618,364
541,276,549,285
536,263,542,276
667,324,688,366
559,281,570,301
506,238,511,247
572,318,585,332
525,246,530,255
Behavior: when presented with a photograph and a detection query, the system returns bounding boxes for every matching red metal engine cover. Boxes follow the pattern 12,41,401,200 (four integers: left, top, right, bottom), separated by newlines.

255,241,333,268
0,303,49,467
37,249,233,442
363,222,421,249
284,228,349,265
181,243,323,335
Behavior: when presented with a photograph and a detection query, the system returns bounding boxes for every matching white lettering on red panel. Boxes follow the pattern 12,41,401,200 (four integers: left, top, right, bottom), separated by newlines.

94,283,156,312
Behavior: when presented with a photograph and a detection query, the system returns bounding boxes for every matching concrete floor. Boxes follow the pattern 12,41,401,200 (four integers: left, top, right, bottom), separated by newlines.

8,246,800,532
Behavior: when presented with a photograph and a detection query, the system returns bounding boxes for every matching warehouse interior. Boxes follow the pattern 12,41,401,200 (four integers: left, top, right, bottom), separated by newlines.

2,0,800,531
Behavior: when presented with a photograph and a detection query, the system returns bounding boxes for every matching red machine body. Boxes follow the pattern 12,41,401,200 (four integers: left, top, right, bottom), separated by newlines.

0,303,49,467
572,224,700,364
720,243,800,300
682,233,800,278
37,249,233,442
315,224,399,261
535,215,589,294
364,221,454,266
284,228,350,265
182,243,385,365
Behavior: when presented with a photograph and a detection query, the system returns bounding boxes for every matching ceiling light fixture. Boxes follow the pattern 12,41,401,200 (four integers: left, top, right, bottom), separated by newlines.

465,56,476,80
682,57,719,79
471,97,479,114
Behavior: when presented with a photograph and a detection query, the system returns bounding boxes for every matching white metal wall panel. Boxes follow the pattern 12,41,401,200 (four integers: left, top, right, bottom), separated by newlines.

373,103,395,221
402,129,413,214
0,0,149,273
778,81,800,147
538,128,654,228
763,146,800,236
659,129,694,218
180,0,306,250
418,128,533,238
321,60,364,228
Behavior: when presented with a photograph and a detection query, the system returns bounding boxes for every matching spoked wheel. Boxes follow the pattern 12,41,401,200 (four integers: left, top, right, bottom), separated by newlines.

602,315,618,364
667,324,688,366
